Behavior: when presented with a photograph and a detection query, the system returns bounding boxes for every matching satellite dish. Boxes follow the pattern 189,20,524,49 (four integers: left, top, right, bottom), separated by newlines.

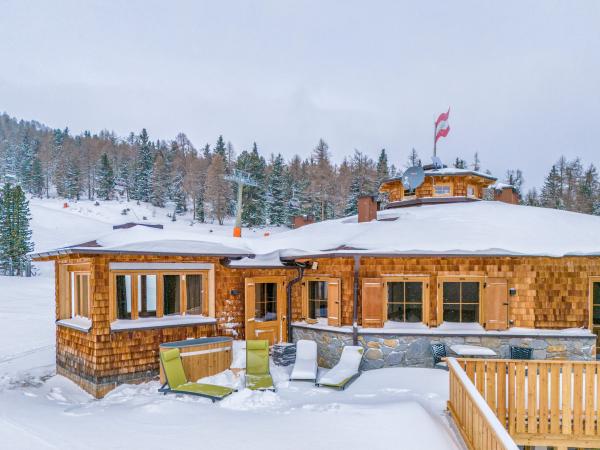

431,156,443,169
402,166,425,191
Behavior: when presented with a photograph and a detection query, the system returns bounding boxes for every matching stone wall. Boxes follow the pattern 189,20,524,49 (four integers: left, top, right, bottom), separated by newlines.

292,325,595,370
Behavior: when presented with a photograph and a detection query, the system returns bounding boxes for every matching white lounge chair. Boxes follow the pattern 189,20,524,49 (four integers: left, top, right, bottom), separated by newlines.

317,345,364,390
290,340,318,382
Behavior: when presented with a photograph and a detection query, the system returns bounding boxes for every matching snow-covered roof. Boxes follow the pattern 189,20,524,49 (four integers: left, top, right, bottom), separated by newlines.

383,167,497,185
32,201,600,260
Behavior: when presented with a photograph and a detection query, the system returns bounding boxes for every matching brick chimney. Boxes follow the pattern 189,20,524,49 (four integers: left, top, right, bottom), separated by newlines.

494,185,519,205
358,195,378,223
292,215,315,229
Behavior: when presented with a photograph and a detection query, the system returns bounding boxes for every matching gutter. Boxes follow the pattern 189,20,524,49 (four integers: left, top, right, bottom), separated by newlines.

286,262,310,342
352,255,360,345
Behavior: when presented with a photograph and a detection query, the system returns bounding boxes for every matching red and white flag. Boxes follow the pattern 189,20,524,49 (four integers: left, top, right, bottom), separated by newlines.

435,108,450,143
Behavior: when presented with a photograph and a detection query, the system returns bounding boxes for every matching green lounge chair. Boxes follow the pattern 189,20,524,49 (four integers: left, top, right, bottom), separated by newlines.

158,348,234,402
245,340,275,391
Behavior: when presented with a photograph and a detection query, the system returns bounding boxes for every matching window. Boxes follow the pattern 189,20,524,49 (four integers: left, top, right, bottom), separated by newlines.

593,282,600,326
467,185,476,197
116,275,132,319
387,281,423,322
138,275,157,317
404,188,416,199
308,281,328,319
434,184,452,196
442,281,480,322
71,272,91,318
163,275,181,315
110,268,212,321
185,274,203,315
255,282,277,322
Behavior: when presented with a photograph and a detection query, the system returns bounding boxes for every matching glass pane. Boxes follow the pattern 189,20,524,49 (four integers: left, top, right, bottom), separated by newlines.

443,283,460,303
308,281,327,301
443,304,460,322
116,275,132,319
405,282,422,302
593,306,600,326
387,302,404,321
405,304,422,323
79,275,89,317
594,282,600,306
186,275,203,315
138,275,157,317
309,300,327,319
462,282,479,303
255,283,277,322
163,275,180,315
388,282,404,302
461,304,479,322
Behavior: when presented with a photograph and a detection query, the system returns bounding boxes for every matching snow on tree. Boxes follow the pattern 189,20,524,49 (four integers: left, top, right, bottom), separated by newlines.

213,135,226,159
171,168,187,214
150,152,169,208
524,188,540,207
472,152,481,171
133,129,153,202
504,169,524,197
453,157,467,169
376,149,390,183
344,176,362,216
541,165,564,209
267,153,288,225
205,154,230,225
236,142,267,227
95,153,115,200
64,158,82,200
0,184,33,275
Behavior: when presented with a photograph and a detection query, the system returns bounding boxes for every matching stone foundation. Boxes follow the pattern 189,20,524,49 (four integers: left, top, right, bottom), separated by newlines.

292,325,596,370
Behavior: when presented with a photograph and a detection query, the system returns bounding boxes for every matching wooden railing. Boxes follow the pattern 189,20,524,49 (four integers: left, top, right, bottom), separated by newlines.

454,358,600,449
447,358,519,450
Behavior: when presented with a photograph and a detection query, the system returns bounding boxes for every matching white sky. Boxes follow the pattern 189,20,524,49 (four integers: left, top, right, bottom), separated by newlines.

1,0,599,188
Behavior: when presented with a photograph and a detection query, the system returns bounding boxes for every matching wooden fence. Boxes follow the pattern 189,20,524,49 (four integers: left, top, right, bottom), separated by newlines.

454,358,600,449
447,358,519,450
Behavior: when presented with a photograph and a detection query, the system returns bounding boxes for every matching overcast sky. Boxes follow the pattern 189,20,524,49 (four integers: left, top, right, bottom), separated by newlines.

1,1,599,188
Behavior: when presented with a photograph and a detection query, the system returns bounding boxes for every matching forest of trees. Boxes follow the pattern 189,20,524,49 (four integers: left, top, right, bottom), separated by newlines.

1,112,599,230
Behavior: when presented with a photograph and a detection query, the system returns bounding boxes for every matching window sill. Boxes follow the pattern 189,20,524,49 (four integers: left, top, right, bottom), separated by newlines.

57,317,92,332
110,315,217,332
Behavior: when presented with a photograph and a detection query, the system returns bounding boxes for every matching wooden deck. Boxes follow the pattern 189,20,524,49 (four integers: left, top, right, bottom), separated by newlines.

448,357,600,450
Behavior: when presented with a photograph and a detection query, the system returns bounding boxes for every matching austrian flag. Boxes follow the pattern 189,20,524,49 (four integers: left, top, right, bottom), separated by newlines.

434,108,450,143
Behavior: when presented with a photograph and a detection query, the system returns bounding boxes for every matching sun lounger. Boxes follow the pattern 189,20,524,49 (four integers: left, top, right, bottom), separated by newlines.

317,345,364,390
245,340,275,391
158,348,234,402
289,340,318,382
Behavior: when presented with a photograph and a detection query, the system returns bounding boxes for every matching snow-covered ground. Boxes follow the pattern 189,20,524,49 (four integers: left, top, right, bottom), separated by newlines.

0,198,463,450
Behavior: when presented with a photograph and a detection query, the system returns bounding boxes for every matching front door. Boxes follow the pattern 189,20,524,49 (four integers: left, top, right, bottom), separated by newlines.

591,279,600,353
484,278,509,330
245,277,286,345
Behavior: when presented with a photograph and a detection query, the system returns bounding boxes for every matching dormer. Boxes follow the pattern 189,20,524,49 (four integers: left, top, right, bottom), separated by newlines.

379,165,497,208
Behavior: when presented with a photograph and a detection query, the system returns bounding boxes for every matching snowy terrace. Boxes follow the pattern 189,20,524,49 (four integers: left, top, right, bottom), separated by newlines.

0,269,464,450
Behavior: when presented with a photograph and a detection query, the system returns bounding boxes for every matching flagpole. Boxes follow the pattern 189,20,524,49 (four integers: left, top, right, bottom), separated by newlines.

433,119,437,158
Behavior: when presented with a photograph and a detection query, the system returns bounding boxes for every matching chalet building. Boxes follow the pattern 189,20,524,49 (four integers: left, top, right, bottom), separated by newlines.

33,167,600,398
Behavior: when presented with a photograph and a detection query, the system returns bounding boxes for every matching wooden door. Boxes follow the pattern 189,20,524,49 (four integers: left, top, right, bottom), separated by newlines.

484,278,508,330
245,277,286,345
362,278,384,328
327,278,341,326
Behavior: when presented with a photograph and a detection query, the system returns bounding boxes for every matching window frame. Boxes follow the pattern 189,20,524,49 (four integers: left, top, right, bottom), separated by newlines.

589,277,600,330
303,277,330,320
58,263,92,320
110,269,210,321
382,276,429,325
433,182,453,197
437,276,484,325
466,184,477,198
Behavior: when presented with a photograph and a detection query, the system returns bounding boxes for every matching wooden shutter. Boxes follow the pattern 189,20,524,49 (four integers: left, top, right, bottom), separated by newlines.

244,278,256,340
362,278,384,328
484,278,508,330
327,278,341,327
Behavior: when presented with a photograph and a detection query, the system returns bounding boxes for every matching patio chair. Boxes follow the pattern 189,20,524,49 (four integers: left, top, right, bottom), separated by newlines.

245,340,276,391
158,348,234,402
290,340,318,383
431,343,448,370
317,346,364,390
510,346,533,360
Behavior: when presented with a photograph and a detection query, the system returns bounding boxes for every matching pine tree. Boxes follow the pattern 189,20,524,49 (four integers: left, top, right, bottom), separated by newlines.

376,149,390,183
541,165,564,209
214,135,226,159
116,158,132,201
236,142,267,226
95,153,115,200
194,190,205,222
267,154,288,225
524,188,540,207
0,184,33,275
577,164,599,214
150,153,168,207
171,168,187,214
344,176,362,216
29,157,44,198
64,159,82,200
453,157,467,169
133,129,153,202
504,169,524,197
472,152,481,171
205,154,230,225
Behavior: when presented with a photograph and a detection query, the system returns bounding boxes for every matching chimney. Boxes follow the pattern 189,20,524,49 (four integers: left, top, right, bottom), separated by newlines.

358,195,378,223
494,185,519,205
292,215,315,229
